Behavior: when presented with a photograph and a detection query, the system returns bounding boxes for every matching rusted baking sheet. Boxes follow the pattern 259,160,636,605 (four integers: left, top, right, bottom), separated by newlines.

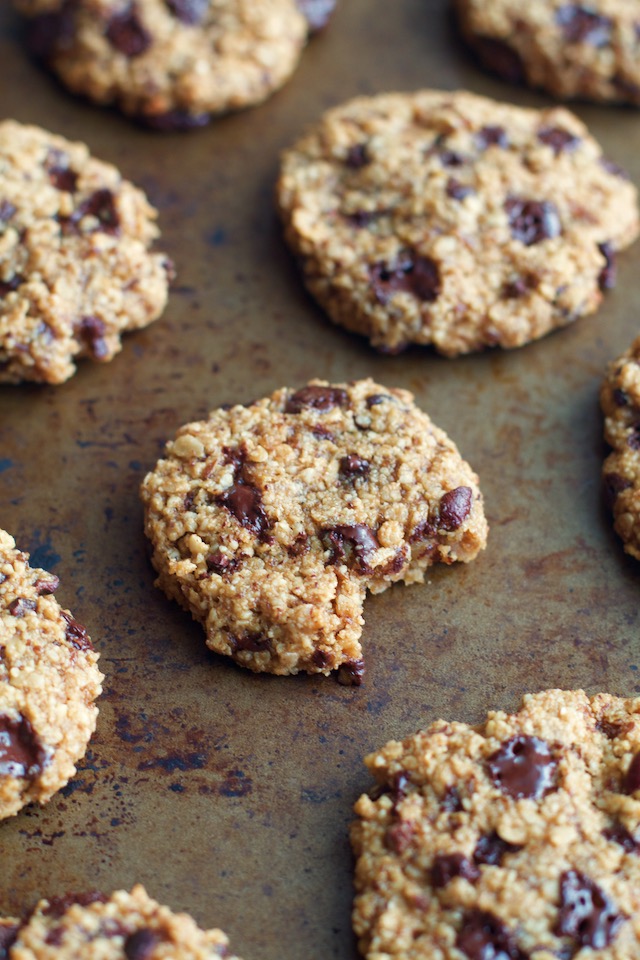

0,2,638,958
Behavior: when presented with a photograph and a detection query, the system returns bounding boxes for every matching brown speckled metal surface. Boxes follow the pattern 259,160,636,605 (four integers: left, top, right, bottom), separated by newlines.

0,2,639,957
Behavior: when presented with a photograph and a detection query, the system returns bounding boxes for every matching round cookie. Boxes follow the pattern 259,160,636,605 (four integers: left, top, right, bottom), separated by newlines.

276,89,639,355
0,528,103,819
351,689,640,960
455,0,640,106
140,379,487,682
14,0,318,129
0,120,171,384
5,885,241,959
601,335,640,561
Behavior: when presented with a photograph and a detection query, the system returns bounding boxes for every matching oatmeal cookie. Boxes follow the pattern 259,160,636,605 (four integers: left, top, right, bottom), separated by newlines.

14,0,323,129
140,379,487,682
352,688,640,960
0,120,171,384
4,884,241,959
455,0,640,105
0,528,103,819
601,335,640,561
276,89,638,355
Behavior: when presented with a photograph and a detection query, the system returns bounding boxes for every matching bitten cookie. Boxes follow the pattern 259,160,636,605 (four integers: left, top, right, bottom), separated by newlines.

14,0,330,129
0,120,171,384
351,689,640,960
276,89,638,355
0,529,103,819
140,379,487,682
455,0,640,105
2,885,241,958
601,335,640,561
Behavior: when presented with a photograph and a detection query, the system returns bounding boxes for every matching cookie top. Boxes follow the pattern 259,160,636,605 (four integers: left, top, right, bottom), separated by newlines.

455,0,640,105
276,89,638,355
351,688,640,960
15,0,314,128
140,379,487,681
4,884,241,959
601,335,640,561
0,120,171,384
0,529,103,819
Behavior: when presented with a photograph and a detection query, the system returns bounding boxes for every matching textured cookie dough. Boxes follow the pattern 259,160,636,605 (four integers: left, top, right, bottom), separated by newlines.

0,120,171,384
141,379,487,682
351,689,640,960
4,884,241,959
276,89,639,355
14,0,321,128
0,529,103,819
455,0,640,105
601,335,640,561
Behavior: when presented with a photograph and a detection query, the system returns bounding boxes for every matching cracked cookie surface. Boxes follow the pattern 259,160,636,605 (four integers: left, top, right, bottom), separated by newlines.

455,0,640,105
4,884,241,959
140,379,487,681
351,688,640,960
0,528,102,819
602,335,640,561
0,120,171,384
276,89,638,355
14,0,321,128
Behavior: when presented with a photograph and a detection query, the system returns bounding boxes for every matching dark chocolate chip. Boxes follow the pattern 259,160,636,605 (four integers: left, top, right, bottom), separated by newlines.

285,385,348,414
346,210,377,228
339,454,370,479
556,6,613,46
613,388,628,407
345,143,370,169
365,394,390,407
61,610,93,651
439,150,466,168
0,275,23,297
555,870,624,949
76,316,109,360
205,552,236,576
432,853,479,888
184,491,196,511
142,109,210,131
603,822,640,854
322,524,379,570
505,197,561,246
446,178,475,201
385,821,415,854
442,786,464,812
165,0,207,24
33,576,60,595
598,241,616,291
456,909,528,960
27,5,75,59
0,714,48,778
596,717,632,739
0,201,17,223
624,752,640,793
288,533,309,557
42,893,107,919
472,37,525,84
476,125,509,150
106,5,152,56
60,190,120,235
604,473,633,507
628,427,640,452
537,127,580,155
311,424,335,441
370,253,440,304
124,929,162,960
8,597,36,617
502,274,538,299
216,482,271,541
473,831,523,866
45,150,78,192
439,486,473,531
487,735,558,800
336,658,365,686
311,649,333,669
294,0,336,32
232,632,272,654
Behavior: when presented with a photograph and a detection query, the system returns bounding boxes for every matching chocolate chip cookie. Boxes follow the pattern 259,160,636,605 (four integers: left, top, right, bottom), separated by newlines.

2,884,241,958
0,120,171,384
601,335,640,561
455,0,640,105
0,528,103,819
351,688,640,960
140,379,487,682
276,89,638,355
14,0,323,129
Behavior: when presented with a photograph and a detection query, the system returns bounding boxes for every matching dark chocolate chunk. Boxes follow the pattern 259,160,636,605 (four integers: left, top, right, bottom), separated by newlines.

472,37,526,84
142,109,210,131
487,735,558,800
0,275,23,297
27,5,75,59
45,150,78,192
555,870,624,949
339,454,370,479
205,552,236,576
537,127,580,155
294,0,336,31
346,209,377,228
322,524,379,570
442,786,464,812
61,190,120,235
505,197,561,246
336,658,365,686
124,929,162,960
613,388,628,407
33,576,60,595
106,5,152,56
439,486,472,531
628,427,640,452
385,820,415,854
603,822,640,854
432,853,479,888
311,649,333,669
446,178,475,201
439,150,466,168
624,752,640,793
345,143,370,169
598,241,616,291
596,716,632,739
370,253,441,304
285,385,348,414
288,533,309,557
311,424,335,441
8,597,36,617
61,610,93,651
456,909,528,960
0,922,20,958
76,316,109,360
0,714,48,778
556,6,613,46
216,482,271,541
365,393,390,408
0,201,17,223
502,274,537,299
42,892,107,919
165,0,208,24
476,125,509,150
232,632,272,654
473,831,522,866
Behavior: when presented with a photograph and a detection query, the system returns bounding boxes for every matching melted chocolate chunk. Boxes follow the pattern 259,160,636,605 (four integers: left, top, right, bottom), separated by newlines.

556,6,613,46
365,393,390,407
285,385,348,414
295,0,336,31
442,786,464,812
473,37,525,84
142,109,210,131
205,551,236,576
604,822,640,853
624,752,640,793
165,0,207,24
505,197,561,246
312,424,335,441
42,892,107,919
288,533,309,557
370,253,441,304
473,831,522,866
216,482,271,541
446,178,475,201
0,714,48,778
336,658,365,686
106,5,152,56
598,241,616,291
61,190,120,235
440,150,465,168
0,275,23,297
457,909,527,960
27,5,75,59
555,870,624,949
322,524,379,570
0,922,20,958
439,486,472,531
537,127,580,155
488,735,558,800
346,209,377,228
45,150,78,192
61,610,93,651
124,929,162,960
0,201,16,223
33,576,60,595
476,125,509,150
596,716,632,739
232,632,272,654
339,454,370,479
8,597,36,617
345,143,370,169
613,388,628,407
76,316,109,360
502,273,538,299
311,649,333,669
385,820,415,854
432,853,479,887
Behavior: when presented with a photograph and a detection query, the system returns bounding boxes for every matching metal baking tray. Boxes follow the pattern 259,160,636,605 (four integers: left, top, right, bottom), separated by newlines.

0,2,638,957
